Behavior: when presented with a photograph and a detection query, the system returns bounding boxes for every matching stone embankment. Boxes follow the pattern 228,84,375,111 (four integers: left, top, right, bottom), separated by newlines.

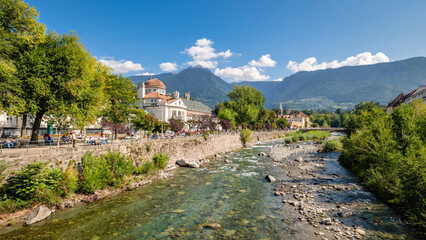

0,131,285,227
1,131,285,175
265,142,368,240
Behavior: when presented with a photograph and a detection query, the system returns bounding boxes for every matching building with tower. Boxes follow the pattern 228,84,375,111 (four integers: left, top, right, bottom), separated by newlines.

137,77,212,122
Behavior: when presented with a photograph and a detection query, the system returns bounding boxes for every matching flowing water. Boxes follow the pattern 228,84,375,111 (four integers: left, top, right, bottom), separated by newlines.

0,142,423,239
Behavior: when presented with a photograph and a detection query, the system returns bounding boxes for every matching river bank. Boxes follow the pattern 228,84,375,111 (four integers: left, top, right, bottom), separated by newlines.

0,131,286,228
266,140,425,239
0,138,424,239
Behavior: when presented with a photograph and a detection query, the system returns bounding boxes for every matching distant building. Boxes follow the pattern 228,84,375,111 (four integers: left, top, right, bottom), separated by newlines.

276,102,311,128
137,77,212,122
387,85,426,114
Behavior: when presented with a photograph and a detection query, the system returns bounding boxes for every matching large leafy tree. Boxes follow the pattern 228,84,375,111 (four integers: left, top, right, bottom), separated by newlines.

0,0,46,112
216,85,266,128
16,32,105,143
102,74,138,139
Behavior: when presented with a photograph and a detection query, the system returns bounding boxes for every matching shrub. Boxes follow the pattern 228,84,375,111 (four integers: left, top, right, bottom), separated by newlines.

153,153,168,169
136,161,156,175
79,153,112,193
146,141,152,152
203,131,210,141
105,152,134,186
323,138,344,152
240,128,252,147
339,101,426,228
0,199,27,214
59,165,79,197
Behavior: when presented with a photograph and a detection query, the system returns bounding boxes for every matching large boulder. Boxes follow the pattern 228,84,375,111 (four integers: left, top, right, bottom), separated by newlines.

176,159,190,167
176,159,200,168
26,205,52,225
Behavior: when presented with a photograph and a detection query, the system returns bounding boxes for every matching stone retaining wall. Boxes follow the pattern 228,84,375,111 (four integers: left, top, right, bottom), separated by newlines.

0,131,287,174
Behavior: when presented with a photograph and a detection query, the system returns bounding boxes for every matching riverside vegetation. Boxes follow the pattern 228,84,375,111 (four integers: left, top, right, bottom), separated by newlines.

0,152,169,214
339,100,426,228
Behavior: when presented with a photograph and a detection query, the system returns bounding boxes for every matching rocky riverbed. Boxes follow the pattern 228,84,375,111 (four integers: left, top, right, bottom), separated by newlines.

264,140,424,239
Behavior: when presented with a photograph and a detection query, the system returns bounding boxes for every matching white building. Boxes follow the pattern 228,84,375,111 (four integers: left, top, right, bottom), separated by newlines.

137,77,212,123
138,77,187,122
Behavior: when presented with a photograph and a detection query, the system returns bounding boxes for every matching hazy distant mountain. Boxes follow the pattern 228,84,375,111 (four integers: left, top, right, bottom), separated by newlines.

129,66,232,107
129,57,426,110
242,57,426,110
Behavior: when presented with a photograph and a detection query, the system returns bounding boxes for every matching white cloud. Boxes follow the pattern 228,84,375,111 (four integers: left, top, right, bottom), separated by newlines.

287,52,390,73
183,38,233,68
99,57,144,74
136,72,156,76
214,66,270,82
159,62,177,72
272,78,283,82
249,54,276,67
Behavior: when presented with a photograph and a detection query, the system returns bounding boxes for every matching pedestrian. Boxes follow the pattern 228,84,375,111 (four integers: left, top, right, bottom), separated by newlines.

71,131,77,148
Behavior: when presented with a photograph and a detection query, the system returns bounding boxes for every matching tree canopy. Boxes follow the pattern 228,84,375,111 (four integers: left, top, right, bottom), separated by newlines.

216,85,267,129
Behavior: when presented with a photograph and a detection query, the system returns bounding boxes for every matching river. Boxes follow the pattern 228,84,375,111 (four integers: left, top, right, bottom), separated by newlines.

0,140,423,239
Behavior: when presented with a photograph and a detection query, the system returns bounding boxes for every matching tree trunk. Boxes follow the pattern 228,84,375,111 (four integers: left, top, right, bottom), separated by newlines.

20,114,27,137
114,127,118,139
30,111,45,144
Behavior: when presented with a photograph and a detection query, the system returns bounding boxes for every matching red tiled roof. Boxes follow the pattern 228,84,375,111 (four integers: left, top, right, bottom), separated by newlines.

143,92,180,103
145,78,165,88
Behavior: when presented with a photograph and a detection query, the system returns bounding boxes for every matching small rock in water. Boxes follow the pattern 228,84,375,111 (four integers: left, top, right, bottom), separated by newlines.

265,175,276,182
26,205,52,225
204,223,222,230
315,231,325,235
295,157,303,162
259,152,267,156
355,228,366,236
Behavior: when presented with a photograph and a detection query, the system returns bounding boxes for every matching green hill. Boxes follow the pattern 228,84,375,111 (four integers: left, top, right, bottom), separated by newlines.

129,67,232,108
129,57,426,110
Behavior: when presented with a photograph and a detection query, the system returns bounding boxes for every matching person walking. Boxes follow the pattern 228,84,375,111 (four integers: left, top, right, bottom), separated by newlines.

71,131,77,148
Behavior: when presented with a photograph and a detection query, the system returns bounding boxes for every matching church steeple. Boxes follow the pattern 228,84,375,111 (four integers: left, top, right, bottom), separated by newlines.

278,102,283,117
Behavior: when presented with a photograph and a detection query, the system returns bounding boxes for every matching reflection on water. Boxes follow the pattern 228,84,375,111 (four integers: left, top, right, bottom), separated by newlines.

0,142,423,239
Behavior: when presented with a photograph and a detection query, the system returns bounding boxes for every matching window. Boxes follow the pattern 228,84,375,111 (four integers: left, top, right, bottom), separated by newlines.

154,89,157,92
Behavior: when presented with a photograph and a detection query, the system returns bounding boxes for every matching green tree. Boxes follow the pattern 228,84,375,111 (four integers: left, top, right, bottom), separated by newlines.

0,0,46,118
13,32,105,143
216,85,266,128
102,74,138,139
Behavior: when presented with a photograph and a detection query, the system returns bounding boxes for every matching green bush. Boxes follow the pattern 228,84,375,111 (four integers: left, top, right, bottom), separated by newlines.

285,131,331,143
0,198,27,214
153,153,168,169
323,138,344,152
136,161,156,175
203,131,210,141
105,152,134,186
240,128,252,147
79,153,112,193
59,165,79,197
339,100,426,228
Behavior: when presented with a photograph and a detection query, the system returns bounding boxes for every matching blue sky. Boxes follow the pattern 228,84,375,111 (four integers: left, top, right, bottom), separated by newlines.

27,0,426,82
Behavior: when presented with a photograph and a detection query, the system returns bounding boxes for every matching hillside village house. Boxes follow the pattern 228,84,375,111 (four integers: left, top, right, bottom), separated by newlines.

137,77,212,123
387,85,426,114
277,102,311,128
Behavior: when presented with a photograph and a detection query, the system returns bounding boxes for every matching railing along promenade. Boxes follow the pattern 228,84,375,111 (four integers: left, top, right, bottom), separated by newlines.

0,128,345,155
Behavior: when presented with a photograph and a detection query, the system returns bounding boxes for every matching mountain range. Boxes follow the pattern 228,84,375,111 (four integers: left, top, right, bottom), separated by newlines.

129,57,426,110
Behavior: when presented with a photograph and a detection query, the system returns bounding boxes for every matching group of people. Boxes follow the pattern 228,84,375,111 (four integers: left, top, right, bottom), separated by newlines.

2,137,19,149
85,133,108,146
